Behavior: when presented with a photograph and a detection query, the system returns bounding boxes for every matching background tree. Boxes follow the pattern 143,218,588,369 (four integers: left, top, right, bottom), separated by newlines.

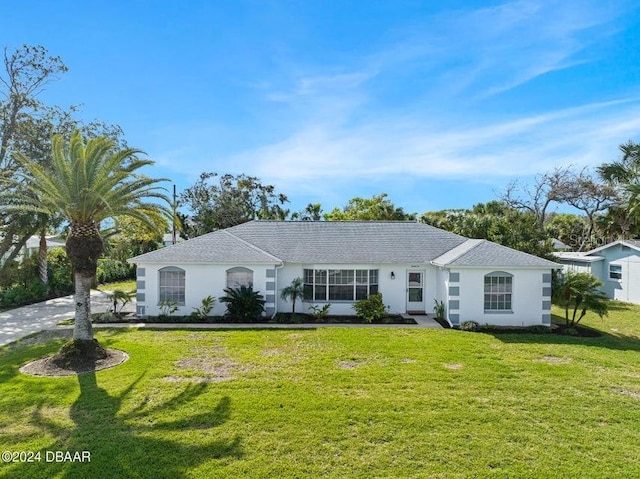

180,172,289,237
597,141,640,239
421,201,553,258
544,213,589,250
558,169,617,251
324,193,416,221
500,166,573,232
1,131,170,361
292,203,323,221
0,45,126,282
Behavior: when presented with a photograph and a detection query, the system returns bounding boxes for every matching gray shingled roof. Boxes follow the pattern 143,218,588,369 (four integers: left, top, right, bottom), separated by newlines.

129,220,559,268
433,239,560,268
129,230,281,264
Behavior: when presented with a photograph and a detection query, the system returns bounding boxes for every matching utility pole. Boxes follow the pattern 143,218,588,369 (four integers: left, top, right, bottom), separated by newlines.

172,184,177,245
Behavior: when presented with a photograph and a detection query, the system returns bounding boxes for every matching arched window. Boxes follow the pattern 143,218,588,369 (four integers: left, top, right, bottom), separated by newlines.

158,266,185,305
226,267,253,289
484,271,513,312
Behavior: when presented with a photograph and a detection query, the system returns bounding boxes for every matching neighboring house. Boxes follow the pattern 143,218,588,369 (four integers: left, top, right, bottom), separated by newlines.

555,239,640,304
551,238,571,251
0,235,65,266
162,233,185,247
24,235,66,257
128,221,560,327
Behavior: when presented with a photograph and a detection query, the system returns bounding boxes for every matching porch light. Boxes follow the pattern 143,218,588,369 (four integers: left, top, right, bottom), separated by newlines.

390,272,395,279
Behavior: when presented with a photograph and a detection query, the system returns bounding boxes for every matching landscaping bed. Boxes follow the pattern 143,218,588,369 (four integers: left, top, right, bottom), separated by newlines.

92,312,416,325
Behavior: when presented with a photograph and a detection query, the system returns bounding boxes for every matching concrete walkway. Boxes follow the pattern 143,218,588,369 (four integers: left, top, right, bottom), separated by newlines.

1,295,441,347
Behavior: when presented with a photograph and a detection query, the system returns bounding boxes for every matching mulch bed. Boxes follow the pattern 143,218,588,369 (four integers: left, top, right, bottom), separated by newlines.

19,347,129,377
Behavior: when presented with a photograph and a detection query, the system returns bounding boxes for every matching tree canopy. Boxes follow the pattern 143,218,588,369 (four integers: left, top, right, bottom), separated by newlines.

324,193,415,221
180,172,289,237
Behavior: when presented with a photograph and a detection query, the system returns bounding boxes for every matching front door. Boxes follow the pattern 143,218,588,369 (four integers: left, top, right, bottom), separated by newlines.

406,270,425,313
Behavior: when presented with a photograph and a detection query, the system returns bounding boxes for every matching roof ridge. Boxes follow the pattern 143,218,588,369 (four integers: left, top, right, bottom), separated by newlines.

431,238,483,265
221,230,283,263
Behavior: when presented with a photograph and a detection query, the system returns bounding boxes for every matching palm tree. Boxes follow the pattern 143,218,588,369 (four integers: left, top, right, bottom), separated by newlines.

2,130,170,356
552,271,609,327
280,277,305,314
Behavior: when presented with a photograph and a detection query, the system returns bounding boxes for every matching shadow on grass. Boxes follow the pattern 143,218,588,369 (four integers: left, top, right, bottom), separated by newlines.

6,369,242,478
488,314,640,352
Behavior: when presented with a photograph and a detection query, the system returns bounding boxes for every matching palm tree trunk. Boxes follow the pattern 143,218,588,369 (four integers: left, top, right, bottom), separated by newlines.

73,271,93,341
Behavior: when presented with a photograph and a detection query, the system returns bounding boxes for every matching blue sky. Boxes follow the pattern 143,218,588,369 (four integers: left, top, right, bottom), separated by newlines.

4,0,640,215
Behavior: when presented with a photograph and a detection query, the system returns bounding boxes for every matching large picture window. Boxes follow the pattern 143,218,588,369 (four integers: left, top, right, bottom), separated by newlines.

303,269,378,301
484,272,512,312
227,267,253,289
159,267,185,305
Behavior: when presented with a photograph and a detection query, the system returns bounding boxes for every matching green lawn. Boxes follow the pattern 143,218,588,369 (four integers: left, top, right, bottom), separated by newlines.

1,305,639,478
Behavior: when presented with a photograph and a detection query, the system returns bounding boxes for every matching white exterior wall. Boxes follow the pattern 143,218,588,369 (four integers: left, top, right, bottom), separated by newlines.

135,262,552,324
276,263,442,316
454,268,552,327
135,263,277,317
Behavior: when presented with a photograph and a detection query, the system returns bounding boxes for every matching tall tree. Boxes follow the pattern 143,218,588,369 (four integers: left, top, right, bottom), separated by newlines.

501,167,573,232
292,203,323,221
0,45,126,279
324,193,416,221
558,169,617,251
1,131,170,359
0,45,68,268
597,141,640,239
421,201,553,258
180,172,289,237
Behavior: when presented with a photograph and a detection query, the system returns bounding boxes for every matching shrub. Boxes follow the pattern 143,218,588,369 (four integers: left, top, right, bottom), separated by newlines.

352,293,388,323
0,281,48,307
47,248,73,295
158,300,179,318
460,321,480,332
96,258,135,284
309,303,331,320
220,286,265,322
433,299,445,320
528,325,552,334
191,295,216,319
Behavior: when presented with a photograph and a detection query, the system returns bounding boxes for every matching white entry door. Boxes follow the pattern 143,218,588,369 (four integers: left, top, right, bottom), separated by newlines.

406,270,425,313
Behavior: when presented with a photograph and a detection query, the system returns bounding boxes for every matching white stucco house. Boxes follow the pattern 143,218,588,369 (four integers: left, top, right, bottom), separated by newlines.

555,239,640,304
128,221,560,327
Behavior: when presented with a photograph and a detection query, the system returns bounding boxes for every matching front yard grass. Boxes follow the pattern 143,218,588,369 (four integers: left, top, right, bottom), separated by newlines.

1,304,639,478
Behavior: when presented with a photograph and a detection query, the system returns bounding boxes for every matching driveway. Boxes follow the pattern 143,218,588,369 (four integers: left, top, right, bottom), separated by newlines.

0,291,113,347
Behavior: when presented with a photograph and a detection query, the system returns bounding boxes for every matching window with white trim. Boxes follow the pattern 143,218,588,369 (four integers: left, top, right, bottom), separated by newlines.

303,269,378,301
609,264,622,280
158,267,185,305
484,272,512,312
226,267,253,289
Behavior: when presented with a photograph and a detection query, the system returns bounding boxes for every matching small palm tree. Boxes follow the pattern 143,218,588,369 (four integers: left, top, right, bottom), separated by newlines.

2,130,170,360
280,277,304,314
552,271,609,327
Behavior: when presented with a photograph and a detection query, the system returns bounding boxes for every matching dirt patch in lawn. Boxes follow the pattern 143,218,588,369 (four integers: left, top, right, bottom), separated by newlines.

166,340,248,382
534,356,572,364
20,349,129,377
337,360,368,369
613,387,640,400
443,363,463,370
